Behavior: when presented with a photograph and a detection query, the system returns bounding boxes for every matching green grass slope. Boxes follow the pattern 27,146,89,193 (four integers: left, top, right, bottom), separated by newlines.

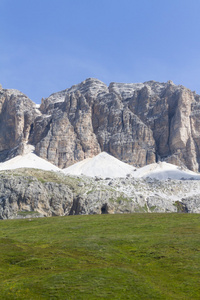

0,214,200,299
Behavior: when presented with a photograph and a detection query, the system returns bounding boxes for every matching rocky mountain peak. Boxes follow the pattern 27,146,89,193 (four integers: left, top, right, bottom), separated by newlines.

108,82,145,99
65,78,109,97
1,78,200,172
167,80,175,85
40,78,108,114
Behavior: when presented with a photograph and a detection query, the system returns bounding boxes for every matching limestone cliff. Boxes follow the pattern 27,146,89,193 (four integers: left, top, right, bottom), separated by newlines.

1,79,200,171
1,169,200,219
0,87,41,161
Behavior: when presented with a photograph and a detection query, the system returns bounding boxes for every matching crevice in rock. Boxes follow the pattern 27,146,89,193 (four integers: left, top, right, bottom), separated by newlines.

28,123,34,140
101,203,108,214
69,196,81,215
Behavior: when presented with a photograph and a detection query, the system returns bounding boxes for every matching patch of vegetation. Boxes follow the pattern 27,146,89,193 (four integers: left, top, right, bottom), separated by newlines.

17,210,40,217
109,196,130,204
149,205,157,212
174,201,188,213
86,189,95,195
0,214,200,299
0,168,85,191
134,204,148,213
27,178,34,184
38,177,46,184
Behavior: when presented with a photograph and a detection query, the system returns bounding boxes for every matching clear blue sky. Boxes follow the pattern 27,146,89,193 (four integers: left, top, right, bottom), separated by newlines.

1,0,200,103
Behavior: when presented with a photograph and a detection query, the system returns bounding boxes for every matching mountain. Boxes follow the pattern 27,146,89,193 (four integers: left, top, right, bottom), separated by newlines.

2,76,200,219
1,78,200,172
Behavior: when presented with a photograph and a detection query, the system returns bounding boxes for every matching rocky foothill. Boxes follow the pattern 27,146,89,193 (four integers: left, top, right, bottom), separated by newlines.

0,169,200,219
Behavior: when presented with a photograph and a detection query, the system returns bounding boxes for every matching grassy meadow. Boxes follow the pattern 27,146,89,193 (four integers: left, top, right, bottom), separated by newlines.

0,213,200,299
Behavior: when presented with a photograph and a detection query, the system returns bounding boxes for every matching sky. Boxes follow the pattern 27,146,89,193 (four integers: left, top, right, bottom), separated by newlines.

1,0,200,104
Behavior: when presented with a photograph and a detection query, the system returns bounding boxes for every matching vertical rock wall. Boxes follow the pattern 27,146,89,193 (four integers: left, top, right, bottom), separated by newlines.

1,79,200,171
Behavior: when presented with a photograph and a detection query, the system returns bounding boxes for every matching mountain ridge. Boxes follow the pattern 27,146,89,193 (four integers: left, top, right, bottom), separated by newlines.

1,78,200,172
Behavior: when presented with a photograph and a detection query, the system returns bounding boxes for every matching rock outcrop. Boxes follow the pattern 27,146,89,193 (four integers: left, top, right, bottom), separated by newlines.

1,79,200,171
0,87,41,161
1,169,200,219
0,173,73,219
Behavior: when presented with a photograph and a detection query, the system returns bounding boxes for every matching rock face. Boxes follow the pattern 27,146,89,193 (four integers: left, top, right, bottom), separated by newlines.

0,171,141,219
1,169,200,219
31,78,155,168
0,87,40,161
0,174,73,219
1,78,200,171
